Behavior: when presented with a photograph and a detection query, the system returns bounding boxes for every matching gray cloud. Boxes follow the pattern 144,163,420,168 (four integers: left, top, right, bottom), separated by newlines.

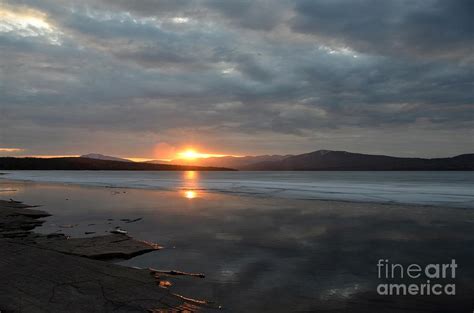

205,0,288,31
99,0,194,16
0,0,472,158
291,0,474,60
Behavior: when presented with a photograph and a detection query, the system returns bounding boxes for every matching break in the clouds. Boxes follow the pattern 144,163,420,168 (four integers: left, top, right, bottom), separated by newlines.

0,0,473,158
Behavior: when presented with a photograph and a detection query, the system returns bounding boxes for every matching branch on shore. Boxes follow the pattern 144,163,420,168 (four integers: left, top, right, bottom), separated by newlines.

149,267,206,278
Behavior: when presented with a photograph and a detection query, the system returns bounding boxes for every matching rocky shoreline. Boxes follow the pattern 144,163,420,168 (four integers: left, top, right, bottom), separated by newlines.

0,199,212,312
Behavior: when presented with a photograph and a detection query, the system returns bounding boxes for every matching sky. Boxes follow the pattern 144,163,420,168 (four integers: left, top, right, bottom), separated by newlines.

0,0,473,159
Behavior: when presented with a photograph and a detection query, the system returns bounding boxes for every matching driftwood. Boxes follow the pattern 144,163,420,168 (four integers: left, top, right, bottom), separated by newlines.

120,217,143,223
149,267,206,278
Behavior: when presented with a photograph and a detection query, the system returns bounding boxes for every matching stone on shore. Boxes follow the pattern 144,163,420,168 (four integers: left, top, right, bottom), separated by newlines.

0,239,200,313
0,199,208,312
35,233,162,260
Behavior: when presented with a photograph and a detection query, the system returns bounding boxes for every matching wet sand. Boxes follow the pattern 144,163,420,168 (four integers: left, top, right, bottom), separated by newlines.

1,179,474,312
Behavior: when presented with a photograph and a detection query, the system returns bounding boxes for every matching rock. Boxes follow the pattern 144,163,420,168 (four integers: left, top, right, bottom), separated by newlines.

0,200,50,238
0,239,201,313
0,199,48,215
35,234,161,260
0,199,208,312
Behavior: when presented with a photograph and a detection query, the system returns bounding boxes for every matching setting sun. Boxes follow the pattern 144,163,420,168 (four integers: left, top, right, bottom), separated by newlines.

179,149,200,160
176,148,228,161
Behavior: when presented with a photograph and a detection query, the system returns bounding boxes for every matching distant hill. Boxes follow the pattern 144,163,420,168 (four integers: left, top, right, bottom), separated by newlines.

80,153,132,162
147,155,292,169
242,150,474,171
195,155,292,169
0,157,235,171
2,151,472,171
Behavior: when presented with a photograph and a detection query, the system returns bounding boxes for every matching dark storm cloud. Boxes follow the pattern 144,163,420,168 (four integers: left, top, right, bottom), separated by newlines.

96,0,287,31
291,0,474,60
99,0,193,16
204,0,287,31
0,0,473,157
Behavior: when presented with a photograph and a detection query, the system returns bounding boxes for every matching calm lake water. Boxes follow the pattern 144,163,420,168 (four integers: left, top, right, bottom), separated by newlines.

1,171,474,312
2,170,474,208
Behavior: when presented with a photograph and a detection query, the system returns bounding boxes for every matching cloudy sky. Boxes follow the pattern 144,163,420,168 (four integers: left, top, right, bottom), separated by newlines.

0,0,473,159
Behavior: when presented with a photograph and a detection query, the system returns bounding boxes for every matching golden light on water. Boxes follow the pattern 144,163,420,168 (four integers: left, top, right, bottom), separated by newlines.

184,190,197,199
0,188,19,195
183,171,199,199
185,170,197,180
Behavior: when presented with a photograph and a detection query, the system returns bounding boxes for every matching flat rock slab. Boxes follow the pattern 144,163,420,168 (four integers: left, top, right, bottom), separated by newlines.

0,200,161,260
0,200,50,237
0,200,209,312
35,234,162,260
0,199,42,210
0,239,200,313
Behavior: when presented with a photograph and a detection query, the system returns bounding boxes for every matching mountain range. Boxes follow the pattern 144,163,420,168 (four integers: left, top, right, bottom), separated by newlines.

80,153,132,163
145,150,474,171
0,157,233,171
3,150,472,171
147,154,292,169
240,150,474,171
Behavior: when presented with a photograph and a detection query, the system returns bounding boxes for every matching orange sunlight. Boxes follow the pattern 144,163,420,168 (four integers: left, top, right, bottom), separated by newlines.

18,155,80,158
185,170,197,180
176,148,228,160
178,149,200,160
184,190,197,199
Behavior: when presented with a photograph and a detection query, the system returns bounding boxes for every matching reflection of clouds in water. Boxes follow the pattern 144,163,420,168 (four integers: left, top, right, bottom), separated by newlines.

215,232,242,241
193,202,474,311
279,225,327,240
320,283,362,300
219,269,238,283
0,189,18,194
0,183,19,195
7,179,474,312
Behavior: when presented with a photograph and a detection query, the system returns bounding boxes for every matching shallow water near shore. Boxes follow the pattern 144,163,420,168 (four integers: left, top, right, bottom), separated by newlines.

1,174,474,312
3,170,474,208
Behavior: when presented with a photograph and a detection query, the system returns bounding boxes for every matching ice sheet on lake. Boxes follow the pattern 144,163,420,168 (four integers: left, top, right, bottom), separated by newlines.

2,171,473,208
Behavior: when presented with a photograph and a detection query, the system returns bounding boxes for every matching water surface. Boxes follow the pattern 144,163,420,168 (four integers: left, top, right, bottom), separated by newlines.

1,175,473,312
2,170,473,208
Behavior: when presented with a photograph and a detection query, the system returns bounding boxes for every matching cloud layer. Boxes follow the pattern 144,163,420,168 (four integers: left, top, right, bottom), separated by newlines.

1,0,473,158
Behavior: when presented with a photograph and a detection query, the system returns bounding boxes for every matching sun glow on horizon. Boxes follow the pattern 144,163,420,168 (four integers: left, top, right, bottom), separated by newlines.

176,148,229,160
0,148,24,153
179,149,200,160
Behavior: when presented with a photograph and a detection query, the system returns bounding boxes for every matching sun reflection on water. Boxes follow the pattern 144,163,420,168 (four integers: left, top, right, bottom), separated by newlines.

0,184,19,195
185,170,197,180
182,171,200,199
184,190,197,199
